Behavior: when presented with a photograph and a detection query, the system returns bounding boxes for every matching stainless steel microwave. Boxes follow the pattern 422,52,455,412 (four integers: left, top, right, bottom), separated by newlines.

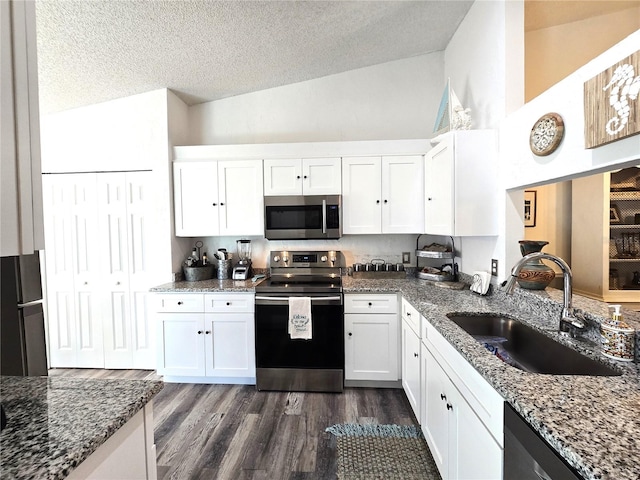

264,195,342,240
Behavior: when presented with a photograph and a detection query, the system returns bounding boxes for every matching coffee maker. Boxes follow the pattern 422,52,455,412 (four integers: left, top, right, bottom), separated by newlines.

232,239,252,280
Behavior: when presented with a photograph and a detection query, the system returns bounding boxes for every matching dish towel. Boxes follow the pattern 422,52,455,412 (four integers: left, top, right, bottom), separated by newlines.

289,297,312,340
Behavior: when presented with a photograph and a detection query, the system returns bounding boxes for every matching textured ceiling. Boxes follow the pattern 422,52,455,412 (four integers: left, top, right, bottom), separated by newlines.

35,0,474,114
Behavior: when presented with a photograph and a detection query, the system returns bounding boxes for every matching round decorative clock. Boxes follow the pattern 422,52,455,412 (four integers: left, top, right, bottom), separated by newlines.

529,112,564,156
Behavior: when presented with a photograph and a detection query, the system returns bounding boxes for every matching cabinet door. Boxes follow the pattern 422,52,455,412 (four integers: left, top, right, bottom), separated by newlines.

157,313,205,376
382,156,424,233
342,157,381,234
422,345,449,479
173,162,219,236
218,160,264,235
302,157,342,195
401,320,421,420
450,388,503,480
345,313,398,381
424,141,454,235
263,158,302,195
204,313,255,377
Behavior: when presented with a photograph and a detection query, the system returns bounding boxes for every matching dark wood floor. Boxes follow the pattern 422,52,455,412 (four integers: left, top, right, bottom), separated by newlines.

49,369,418,479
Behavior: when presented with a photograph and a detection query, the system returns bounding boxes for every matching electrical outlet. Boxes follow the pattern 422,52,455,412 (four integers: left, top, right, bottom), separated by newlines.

402,252,411,264
491,259,498,276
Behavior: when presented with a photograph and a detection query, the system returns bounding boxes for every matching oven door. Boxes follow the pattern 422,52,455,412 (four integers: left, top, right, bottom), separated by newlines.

254,294,344,392
264,195,341,240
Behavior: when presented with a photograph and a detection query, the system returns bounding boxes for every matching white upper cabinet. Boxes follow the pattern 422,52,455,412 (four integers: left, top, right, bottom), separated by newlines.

264,157,341,196
1,0,44,256
343,155,424,234
174,160,264,237
424,130,498,236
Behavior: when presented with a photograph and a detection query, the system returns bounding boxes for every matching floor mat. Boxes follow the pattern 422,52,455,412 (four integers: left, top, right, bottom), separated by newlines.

326,424,442,480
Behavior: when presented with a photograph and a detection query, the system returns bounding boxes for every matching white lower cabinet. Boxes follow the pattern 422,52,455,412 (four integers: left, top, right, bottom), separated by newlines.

156,293,255,382
421,320,503,480
401,299,421,420
344,294,398,382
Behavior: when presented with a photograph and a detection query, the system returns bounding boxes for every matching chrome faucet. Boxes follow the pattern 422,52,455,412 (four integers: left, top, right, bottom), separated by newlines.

504,252,586,336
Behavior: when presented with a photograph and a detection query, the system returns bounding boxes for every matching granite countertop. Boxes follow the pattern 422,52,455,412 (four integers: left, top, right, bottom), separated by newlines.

342,276,640,480
150,277,262,292
149,274,640,479
0,376,163,480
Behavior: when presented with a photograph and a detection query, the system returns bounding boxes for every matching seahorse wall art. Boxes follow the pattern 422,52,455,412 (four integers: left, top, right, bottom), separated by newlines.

584,50,640,149
603,63,640,135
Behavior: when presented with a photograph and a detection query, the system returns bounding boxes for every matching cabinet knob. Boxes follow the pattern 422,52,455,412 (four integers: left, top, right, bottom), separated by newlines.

383,199,388,204
220,202,225,206
197,330,203,334
446,403,453,411
212,202,217,206
428,197,433,201
440,393,446,401
177,301,183,305
414,352,419,358
205,330,211,334
407,312,411,316
116,281,120,285
296,175,301,179
368,302,373,307
226,302,231,306
303,175,308,179
84,281,88,285
348,332,352,337
376,200,380,204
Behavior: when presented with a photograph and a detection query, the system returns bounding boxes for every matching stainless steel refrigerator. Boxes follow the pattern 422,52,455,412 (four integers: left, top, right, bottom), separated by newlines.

1,253,48,376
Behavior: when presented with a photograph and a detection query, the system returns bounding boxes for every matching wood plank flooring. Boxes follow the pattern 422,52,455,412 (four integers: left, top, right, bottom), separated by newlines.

48,369,418,479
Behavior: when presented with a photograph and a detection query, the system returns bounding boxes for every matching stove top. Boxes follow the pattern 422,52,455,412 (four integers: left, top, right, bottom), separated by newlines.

256,250,343,294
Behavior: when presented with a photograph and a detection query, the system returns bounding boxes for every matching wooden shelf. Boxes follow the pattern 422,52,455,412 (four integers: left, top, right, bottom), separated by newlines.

610,258,640,263
610,191,640,200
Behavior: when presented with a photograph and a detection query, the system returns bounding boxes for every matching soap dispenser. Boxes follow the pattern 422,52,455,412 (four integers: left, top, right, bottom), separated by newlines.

601,305,635,362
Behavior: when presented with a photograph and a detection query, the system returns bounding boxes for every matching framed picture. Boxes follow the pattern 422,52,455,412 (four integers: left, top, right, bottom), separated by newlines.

610,204,622,224
524,190,537,227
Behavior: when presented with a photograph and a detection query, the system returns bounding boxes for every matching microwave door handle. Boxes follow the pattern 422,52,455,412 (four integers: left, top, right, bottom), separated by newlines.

322,199,327,234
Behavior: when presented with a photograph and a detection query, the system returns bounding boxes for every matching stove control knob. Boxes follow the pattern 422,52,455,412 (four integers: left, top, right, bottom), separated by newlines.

282,255,289,264
273,255,280,263
320,255,328,262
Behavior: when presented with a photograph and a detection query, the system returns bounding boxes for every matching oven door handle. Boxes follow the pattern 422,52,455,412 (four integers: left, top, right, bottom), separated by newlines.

255,295,343,306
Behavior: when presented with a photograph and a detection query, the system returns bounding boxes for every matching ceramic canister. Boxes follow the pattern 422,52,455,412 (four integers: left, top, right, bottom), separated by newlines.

600,322,635,362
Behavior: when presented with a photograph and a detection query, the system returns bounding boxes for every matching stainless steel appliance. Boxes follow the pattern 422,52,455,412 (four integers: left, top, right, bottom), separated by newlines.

232,239,252,280
255,250,343,392
264,195,341,240
504,403,581,480
1,253,48,376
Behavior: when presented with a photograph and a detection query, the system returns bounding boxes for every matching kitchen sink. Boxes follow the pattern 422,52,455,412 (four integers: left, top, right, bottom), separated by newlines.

447,314,621,376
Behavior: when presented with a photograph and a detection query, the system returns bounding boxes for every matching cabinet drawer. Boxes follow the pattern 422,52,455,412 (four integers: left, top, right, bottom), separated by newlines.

401,297,421,336
204,293,254,313
344,294,398,314
154,293,204,313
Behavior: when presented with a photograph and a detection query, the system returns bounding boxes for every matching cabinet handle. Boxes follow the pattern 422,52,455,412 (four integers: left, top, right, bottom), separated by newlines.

177,301,183,305
446,403,453,411
197,330,203,334
414,352,419,358
440,393,446,401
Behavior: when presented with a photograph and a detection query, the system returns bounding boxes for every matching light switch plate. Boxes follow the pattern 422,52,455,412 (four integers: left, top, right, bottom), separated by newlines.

402,252,411,264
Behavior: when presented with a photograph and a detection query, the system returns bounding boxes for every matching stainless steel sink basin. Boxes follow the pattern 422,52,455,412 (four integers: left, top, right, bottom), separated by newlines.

448,314,621,376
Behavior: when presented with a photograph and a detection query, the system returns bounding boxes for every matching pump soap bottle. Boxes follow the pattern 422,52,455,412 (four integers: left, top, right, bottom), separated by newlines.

601,305,635,362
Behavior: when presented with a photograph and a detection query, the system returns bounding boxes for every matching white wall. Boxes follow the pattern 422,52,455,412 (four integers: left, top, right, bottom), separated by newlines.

443,0,522,278
188,53,444,145
40,89,169,173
